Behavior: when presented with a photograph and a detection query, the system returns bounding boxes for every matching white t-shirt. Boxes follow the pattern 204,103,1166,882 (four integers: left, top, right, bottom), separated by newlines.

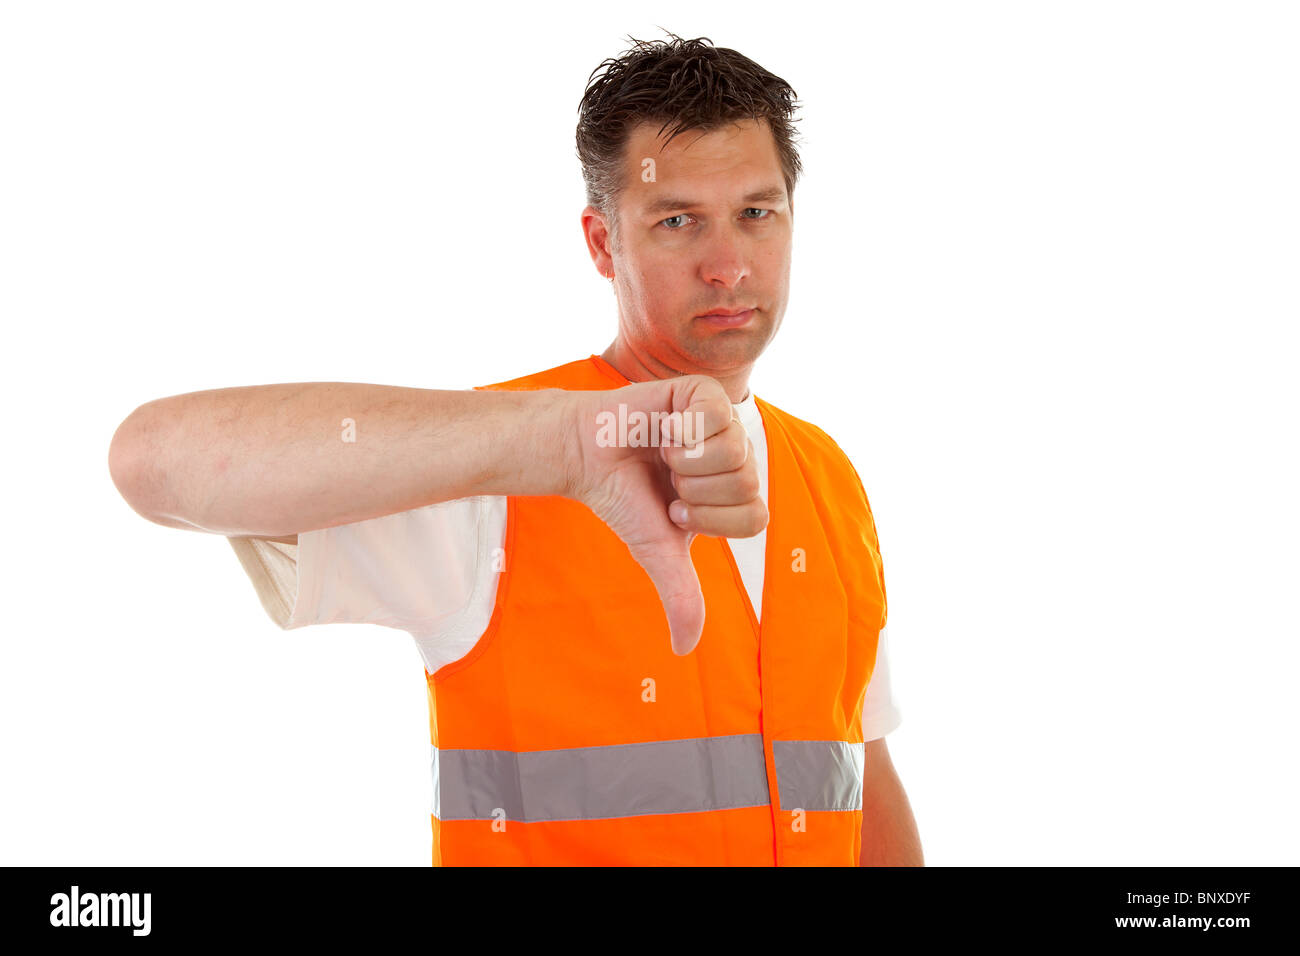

228,390,902,740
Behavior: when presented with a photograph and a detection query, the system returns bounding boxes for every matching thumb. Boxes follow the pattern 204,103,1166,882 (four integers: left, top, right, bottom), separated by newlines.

626,535,705,655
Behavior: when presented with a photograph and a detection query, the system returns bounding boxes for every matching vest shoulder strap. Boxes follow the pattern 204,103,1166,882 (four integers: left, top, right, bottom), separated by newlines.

756,397,875,508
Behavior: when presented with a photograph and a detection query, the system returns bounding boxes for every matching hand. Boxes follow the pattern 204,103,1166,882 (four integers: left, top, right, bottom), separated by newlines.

560,376,767,655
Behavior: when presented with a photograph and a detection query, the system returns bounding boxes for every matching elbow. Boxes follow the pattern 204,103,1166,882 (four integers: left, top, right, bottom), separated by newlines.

108,403,169,522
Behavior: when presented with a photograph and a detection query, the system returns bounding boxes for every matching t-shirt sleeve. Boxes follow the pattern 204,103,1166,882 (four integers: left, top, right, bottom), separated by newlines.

861,625,902,740
227,497,489,632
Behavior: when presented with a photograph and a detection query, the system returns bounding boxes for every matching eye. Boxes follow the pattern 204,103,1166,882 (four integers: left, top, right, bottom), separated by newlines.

660,209,773,230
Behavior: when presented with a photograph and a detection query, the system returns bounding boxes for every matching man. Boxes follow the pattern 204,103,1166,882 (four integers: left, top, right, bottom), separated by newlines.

108,33,922,866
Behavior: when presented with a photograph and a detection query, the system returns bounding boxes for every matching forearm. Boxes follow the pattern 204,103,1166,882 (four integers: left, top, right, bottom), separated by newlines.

859,750,924,866
109,382,572,536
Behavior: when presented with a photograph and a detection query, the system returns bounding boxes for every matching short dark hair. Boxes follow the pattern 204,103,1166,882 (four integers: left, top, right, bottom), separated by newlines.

575,31,804,250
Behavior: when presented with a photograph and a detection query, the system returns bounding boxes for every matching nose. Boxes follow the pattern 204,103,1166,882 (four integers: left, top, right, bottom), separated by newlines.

698,228,752,289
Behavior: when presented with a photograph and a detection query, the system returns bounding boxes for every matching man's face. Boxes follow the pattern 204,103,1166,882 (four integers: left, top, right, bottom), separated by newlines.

589,118,793,379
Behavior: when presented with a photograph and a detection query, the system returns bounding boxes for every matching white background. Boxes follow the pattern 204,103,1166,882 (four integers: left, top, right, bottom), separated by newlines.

2,1,1296,865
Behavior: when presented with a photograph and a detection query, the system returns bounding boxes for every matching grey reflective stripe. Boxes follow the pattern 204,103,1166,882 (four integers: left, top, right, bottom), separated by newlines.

431,735,866,821
432,734,770,822
772,740,865,811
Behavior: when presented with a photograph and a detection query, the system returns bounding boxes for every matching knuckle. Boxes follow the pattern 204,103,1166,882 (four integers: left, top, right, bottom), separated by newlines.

730,439,750,470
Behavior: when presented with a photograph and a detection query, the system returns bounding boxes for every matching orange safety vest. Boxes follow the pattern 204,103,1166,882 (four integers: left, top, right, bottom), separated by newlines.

425,355,888,865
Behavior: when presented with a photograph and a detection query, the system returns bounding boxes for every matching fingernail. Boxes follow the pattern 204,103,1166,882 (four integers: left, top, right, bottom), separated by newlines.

669,500,689,525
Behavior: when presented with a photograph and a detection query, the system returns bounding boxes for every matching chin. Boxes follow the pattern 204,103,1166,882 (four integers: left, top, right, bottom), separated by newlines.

680,331,770,371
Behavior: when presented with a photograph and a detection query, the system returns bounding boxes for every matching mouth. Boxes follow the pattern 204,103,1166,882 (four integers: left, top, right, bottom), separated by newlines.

696,308,756,328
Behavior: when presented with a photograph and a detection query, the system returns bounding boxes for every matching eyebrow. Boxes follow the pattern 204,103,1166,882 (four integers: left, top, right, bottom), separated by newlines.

640,186,787,217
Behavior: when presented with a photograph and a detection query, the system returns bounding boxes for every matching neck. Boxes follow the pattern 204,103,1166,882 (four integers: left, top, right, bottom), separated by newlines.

601,339,752,403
